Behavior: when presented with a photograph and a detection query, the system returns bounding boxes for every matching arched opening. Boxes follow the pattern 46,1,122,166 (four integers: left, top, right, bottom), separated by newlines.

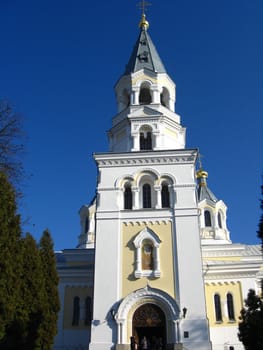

140,131,152,150
85,296,92,325
161,183,170,208
214,294,222,322
132,304,166,349
122,89,130,109
139,87,152,105
227,293,235,321
143,184,152,208
124,183,133,209
72,296,80,326
160,87,169,108
218,212,222,229
204,210,212,227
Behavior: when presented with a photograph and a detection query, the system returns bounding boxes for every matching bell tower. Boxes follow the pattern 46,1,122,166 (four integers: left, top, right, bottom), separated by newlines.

108,14,185,154
89,11,211,350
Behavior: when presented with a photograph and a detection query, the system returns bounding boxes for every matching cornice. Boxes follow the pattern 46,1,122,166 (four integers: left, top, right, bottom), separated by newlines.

94,149,197,168
203,260,262,280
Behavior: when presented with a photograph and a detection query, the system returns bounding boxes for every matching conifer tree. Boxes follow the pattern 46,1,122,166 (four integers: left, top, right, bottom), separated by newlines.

19,233,46,350
238,289,263,350
0,172,22,346
238,183,263,349
257,184,263,260
38,229,60,350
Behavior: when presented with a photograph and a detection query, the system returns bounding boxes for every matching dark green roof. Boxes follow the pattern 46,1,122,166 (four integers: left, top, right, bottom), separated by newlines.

197,184,218,203
124,28,166,74
197,171,218,203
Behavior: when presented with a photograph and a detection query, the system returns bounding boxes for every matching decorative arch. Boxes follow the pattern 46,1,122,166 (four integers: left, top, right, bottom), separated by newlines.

136,171,158,209
133,227,161,278
115,286,179,345
135,169,159,185
115,175,135,189
159,173,176,185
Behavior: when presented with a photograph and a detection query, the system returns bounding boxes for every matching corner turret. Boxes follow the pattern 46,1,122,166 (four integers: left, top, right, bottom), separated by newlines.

197,168,231,244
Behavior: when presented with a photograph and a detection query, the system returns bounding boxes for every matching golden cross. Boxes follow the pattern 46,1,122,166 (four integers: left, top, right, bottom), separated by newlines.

198,152,204,170
137,0,151,15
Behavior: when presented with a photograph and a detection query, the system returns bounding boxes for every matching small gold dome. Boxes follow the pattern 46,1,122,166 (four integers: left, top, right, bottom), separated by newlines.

196,169,208,179
139,13,149,30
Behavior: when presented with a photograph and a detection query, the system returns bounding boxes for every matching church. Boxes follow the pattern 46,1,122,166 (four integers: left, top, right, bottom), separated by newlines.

53,10,262,350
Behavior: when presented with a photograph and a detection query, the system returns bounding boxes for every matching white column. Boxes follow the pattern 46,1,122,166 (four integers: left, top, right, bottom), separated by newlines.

154,185,161,209
131,133,140,151
132,187,139,209
132,87,140,105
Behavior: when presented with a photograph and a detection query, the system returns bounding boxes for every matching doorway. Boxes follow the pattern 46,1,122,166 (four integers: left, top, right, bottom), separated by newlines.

132,303,166,349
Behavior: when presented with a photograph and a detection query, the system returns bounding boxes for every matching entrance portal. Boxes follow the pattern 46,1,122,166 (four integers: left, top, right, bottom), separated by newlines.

132,303,166,349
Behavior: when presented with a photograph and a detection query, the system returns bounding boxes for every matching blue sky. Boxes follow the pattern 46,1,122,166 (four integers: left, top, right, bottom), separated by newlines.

1,0,262,250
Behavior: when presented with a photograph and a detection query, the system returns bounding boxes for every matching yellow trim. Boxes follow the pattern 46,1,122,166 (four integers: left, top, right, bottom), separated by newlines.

205,281,243,327
121,222,176,299
63,286,93,329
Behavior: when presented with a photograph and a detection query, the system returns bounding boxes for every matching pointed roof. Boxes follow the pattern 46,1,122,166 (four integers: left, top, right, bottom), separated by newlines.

124,16,166,75
196,169,218,203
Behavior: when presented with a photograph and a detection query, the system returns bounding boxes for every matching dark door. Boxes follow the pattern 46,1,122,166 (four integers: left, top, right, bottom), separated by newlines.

132,303,166,349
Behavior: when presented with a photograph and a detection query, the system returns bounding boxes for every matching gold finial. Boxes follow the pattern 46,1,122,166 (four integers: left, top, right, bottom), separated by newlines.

139,13,149,30
137,0,151,30
196,169,208,179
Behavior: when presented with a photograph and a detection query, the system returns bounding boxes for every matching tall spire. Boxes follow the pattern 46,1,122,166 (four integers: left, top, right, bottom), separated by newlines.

124,4,166,75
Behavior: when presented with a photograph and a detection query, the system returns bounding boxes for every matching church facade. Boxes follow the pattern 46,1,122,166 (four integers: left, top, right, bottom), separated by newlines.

53,13,262,350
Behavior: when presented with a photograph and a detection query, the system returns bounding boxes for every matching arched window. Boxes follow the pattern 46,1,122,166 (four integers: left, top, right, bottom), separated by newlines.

85,217,89,233
214,294,222,322
124,183,133,209
85,296,92,325
227,293,235,321
218,212,222,228
139,87,152,104
140,131,152,150
72,296,80,326
143,184,151,208
160,87,169,108
141,240,154,270
122,89,130,109
161,183,170,208
205,210,212,227
133,227,161,278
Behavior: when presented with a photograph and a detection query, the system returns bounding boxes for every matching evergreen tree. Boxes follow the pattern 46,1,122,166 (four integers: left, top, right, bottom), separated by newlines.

257,183,263,257
0,172,23,346
238,289,263,350
38,229,60,350
238,183,263,350
257,182,263,295
19,233,46,350
0,100,24,185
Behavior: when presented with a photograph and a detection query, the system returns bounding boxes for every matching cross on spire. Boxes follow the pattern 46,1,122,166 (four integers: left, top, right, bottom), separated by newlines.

137,0,151,30
137,0,151,15
198,152,204,170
